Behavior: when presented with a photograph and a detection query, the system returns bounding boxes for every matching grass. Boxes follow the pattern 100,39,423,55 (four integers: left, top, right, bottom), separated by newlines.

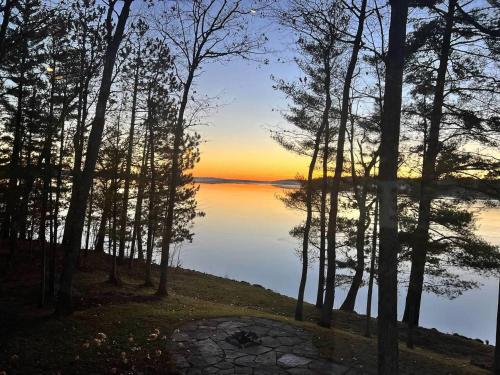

0,242,495,374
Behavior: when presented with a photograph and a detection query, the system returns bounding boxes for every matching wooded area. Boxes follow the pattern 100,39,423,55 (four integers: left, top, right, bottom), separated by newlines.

1,0,500,374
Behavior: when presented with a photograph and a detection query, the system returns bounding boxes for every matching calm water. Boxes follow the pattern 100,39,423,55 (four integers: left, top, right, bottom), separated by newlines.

179,182,499,344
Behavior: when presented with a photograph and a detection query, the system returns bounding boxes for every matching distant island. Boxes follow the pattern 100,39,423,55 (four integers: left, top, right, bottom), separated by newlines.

194,177,300,187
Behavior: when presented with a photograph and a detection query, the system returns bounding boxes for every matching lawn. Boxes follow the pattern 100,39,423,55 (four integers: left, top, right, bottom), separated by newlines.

0,244,495,374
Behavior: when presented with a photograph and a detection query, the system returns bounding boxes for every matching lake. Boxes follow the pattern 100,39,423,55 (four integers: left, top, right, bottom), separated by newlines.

177,182,499,344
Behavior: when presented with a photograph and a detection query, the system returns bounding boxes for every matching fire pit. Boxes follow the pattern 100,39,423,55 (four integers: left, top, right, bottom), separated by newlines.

225,330,262,348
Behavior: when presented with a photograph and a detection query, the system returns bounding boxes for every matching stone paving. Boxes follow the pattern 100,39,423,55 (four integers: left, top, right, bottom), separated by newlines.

169,317,358,374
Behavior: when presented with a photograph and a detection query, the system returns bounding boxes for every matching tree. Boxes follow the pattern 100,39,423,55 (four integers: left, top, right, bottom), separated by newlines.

155,0,265,296
56,0,133,315
273,0,345,321
340,107,379,312
496,277,500,373
377,0,409,373
1,0,48,245
128,125,149,266
404,0,458,338
0,0,17,64
117,20,148,262
320,0,368,328
402,0,500,343
365,196,378,337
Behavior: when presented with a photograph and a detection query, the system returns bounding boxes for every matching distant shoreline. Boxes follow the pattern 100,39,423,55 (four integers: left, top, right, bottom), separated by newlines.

194,176,300,187
194,176,500,200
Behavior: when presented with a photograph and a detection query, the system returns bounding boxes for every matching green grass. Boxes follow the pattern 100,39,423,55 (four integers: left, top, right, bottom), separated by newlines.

0,248,495,374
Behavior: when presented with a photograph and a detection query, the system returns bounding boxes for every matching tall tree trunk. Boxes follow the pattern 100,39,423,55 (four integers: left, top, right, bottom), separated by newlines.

56,0,133,316
145,112,156,287
38,68,56,307
341,196,367,311
129,128,149,268
365,197,378,337
71,20,88,178
320,0,367,328
157,67,196,296
50,113,66,298
341,120,366,311
118,53,141,261
62,22,89,247
316,125,329,309
0,0,16,64
495,278,500,374
404,0,456,338
95,184,113,253
377,0,409,373
109,116,122,283
2,60,24,241
109,177,119,284
84,183,94,253
295,77,329,321
17,129,33,240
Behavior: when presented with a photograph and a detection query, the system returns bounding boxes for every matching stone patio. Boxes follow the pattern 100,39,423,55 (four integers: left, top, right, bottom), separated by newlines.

169,317,359,374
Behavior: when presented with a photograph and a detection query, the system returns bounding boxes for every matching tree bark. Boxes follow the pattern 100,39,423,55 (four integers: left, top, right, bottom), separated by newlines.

0,0,16,64
495,277,500,374
2,58,24,241
377,0,409,373
56,0,133,315
94,183,113,253
84,184,94,254
365,198,378,337
320,0,367,328
38,66,56,308
109,169,119,284
50,112,66,298
295,69,329,320
62,21,89,247
316,124,329,309
129,128,149,268
404,0,456,339
145,109,156,287
17,134,33,241
157,67,196,296
341,119,375,311
340,197,367,311
118,52,141,261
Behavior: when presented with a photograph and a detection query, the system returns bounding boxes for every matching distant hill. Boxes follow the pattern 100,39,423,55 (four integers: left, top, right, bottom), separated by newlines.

194,177,300,187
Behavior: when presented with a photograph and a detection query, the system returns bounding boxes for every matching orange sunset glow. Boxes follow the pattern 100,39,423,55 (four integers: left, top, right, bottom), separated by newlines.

194,140,309,181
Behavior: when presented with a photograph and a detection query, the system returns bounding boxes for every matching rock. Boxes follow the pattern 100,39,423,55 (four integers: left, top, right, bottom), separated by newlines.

215,361,235,370
196,338,223,358
287,369,315,375
234,366,253,374
260,336,281,348
255,350,277,366
219,321,248,331
278,336,304,346
240,344,272,355
277,353,312,367
202,366,220,374
234,355,256,367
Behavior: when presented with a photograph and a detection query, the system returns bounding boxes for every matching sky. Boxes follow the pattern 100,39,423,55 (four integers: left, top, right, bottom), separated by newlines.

193,59,310,181
188,14,311,182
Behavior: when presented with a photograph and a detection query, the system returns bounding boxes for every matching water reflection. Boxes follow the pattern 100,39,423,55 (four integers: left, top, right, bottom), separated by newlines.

179,182,498,344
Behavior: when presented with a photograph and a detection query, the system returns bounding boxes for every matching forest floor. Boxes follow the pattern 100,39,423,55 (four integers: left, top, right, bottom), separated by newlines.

0,240,496,374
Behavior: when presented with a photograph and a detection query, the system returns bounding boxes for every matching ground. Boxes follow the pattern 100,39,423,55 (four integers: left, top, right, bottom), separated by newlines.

0,241,496,374
170,317,354,374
